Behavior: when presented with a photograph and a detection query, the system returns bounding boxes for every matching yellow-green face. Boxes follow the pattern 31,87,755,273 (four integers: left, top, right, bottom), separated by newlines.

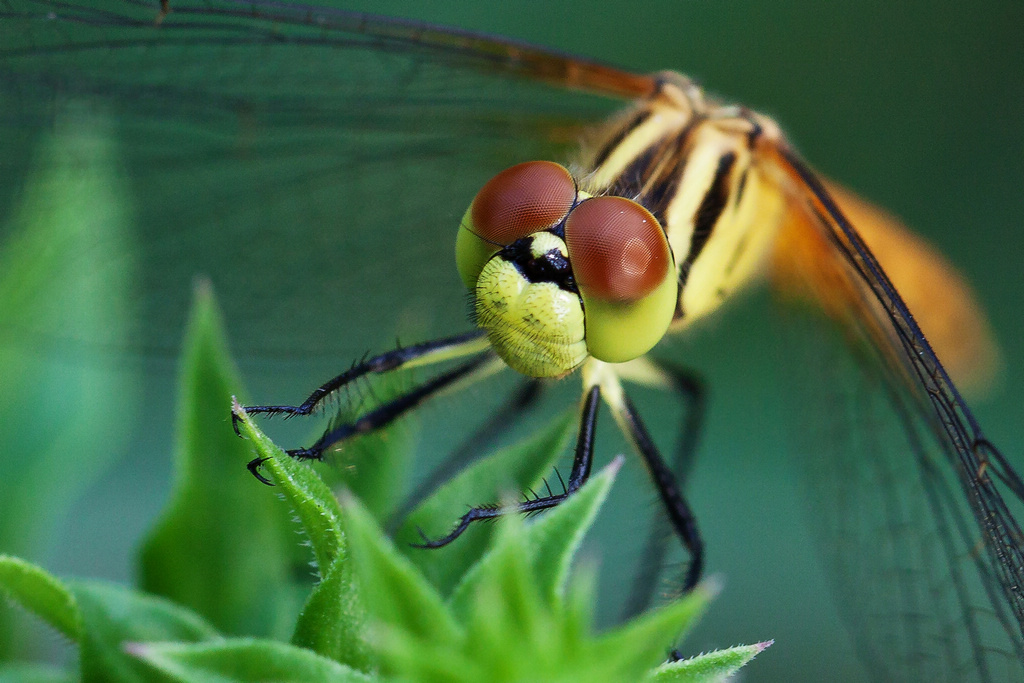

456,161,678,378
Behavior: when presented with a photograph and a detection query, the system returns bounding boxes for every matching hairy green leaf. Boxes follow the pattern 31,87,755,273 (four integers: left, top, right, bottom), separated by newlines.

645,641,773,682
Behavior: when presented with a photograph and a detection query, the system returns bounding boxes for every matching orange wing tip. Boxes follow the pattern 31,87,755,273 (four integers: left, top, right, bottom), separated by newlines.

770,181,1000,398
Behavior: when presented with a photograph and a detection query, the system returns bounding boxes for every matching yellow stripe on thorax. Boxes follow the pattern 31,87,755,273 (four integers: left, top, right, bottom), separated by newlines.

667,123,785,328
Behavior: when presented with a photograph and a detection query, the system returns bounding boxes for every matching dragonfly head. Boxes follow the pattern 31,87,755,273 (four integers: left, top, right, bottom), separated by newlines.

457,161,678,378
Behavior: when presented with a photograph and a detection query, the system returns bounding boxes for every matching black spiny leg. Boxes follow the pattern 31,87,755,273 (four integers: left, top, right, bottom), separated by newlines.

622,365,706,619
239,330,492,484
613,385,704,600
234,330,487,432
246,352,495,484
413,384,601,548
388,378,544,531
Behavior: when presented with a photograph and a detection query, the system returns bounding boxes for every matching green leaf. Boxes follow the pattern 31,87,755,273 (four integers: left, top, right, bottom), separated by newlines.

459,517,552,677
593,580,718,678
447,455,620,621
232,405,370,668
0,662,75,683
139,284,298,638
374,459,704,683
0,556,80,640
644,641,773,682
291,552,371,671
308,441,764,683
341,492,461,649
70,580,220,683
231,404,345,575
0,106,140,656
520,454,616,608
395,410,574,595
127,638,376,683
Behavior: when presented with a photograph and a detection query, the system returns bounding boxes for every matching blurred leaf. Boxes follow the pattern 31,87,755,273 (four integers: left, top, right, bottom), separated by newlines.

0,557,221,683
0,662,75,683
0,556,80,640
127,638,376,683
139,284,297,638
645,641,773,682
0,105,140,655
342,492,462,650
593,581,717,680
395,410,575,595
459,514,554,677
70,580,220,683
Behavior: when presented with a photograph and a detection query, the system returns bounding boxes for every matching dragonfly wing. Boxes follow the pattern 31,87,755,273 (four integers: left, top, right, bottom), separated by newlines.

0,0,644,357
764,145,1024,681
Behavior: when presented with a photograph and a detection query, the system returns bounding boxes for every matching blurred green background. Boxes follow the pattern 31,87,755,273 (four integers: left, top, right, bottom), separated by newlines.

1,1,1021,681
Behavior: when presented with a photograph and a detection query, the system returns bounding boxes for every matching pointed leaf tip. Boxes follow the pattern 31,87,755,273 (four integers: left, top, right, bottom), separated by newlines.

646,640,773,682
192,274,214,300
231,397,246,422
697,574,724,600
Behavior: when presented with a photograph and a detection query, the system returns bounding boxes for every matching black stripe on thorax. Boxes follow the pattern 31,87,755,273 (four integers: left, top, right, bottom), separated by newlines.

603,118,702,227
641,122,701,227
677,151,737,289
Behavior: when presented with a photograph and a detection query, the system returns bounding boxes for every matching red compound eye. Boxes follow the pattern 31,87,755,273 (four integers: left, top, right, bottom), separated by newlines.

564,196,671,301
470,161,576,244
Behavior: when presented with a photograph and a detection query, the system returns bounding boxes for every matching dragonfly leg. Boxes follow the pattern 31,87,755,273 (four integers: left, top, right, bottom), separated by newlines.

239,330,495,484
234,329,489,433
413,384,600,548
621,362,706,619
388,378,544,531
245,350,499,484
604,375,704,599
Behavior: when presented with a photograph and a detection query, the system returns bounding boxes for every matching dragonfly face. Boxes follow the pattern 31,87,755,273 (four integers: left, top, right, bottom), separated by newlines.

460,159,678,376
1,2,1022,681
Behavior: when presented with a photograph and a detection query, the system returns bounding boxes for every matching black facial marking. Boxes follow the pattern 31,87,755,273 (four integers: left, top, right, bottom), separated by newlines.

502,237,578,294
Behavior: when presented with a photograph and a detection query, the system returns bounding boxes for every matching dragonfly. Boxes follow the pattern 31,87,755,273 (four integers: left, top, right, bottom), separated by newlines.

1,1,1021,680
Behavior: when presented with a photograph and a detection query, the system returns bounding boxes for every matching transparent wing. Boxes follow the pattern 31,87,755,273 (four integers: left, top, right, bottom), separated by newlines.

766,145,1024,681
0,0,653,357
